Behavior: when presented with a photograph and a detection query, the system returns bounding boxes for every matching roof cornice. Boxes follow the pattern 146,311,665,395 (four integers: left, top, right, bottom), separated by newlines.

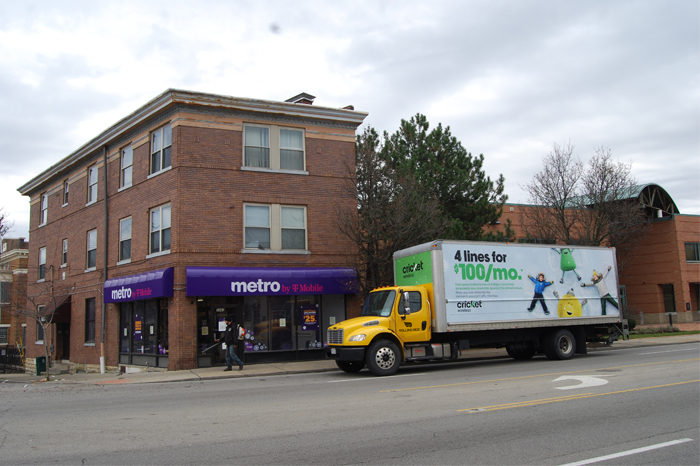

18,89,368,195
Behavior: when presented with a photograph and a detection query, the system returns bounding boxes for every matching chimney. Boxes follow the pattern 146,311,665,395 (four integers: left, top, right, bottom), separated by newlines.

285,92,316,105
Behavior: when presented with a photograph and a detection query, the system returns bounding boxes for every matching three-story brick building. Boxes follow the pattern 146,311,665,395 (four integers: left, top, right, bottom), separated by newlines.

18,89,367,372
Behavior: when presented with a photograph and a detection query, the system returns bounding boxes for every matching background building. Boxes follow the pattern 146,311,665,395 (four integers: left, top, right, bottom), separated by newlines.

487,184,700,325
0,238,28,350
18,89,367,373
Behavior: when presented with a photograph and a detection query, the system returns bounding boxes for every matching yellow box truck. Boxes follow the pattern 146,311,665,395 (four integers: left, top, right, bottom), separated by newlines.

326,240,628,376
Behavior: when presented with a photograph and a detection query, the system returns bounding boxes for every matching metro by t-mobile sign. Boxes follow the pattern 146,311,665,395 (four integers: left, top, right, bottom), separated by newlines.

104,268,174,303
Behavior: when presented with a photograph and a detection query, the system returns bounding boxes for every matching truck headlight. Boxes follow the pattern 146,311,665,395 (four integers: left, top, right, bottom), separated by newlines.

349,334,366,342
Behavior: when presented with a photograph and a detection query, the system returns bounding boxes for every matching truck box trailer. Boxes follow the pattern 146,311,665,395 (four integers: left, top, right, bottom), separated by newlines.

326,240,628,376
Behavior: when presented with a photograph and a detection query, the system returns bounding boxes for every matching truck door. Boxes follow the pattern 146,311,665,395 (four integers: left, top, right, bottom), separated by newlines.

397,290,430,343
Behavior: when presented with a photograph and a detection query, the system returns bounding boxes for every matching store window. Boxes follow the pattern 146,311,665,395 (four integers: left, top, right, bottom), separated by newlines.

119,299,169,367
150,124,172,175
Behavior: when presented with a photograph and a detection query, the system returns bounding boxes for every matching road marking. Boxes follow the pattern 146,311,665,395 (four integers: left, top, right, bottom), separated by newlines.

639,348,699,355
553,375,609,390
457,379,699,413
328,373,427,383
558,438,694,466
379,358,699,392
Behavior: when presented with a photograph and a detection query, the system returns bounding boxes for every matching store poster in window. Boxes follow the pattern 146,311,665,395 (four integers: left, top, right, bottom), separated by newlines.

301,304,319,331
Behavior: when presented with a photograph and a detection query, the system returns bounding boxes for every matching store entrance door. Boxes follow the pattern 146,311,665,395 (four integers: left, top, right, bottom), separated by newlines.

197,299,244,367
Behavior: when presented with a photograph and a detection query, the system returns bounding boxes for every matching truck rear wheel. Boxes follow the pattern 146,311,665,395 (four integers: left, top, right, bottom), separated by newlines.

366,339,400,376
336,360,365,373
545,329,576,360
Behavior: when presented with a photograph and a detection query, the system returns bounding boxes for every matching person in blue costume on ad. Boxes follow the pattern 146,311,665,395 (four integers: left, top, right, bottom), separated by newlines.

527,272,554,315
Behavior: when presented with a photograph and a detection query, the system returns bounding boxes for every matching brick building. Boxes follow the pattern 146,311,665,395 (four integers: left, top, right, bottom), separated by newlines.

0,238,28,349
18,89,367,372
486,184,700,325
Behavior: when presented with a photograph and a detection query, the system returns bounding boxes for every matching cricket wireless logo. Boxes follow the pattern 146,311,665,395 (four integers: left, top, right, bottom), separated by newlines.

456,300,483,312
402,261,424,274
452,249,522,282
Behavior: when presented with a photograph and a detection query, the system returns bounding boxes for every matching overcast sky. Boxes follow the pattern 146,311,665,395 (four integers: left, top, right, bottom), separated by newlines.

1,0,698,240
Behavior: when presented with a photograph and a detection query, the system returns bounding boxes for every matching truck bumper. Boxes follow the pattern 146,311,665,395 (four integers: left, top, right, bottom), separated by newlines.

325,346,366,362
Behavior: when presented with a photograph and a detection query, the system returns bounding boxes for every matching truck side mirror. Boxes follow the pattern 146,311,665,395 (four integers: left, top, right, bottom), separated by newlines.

402,292,411,316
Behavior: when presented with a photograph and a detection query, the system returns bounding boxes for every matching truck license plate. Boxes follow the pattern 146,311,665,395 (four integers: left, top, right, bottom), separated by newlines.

330,348,336,354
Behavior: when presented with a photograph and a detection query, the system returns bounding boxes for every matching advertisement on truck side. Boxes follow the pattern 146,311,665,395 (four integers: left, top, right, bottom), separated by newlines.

396,243,620,324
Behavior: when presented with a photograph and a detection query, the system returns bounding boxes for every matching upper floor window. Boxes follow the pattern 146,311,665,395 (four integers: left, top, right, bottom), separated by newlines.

1,282,10,304
38,247,46,280
87,165,98,204
119,217,132,262
244,204,307,251
121,145,133,188
61,239,67,266
63,180,69,205
150,124,172,175
150,204,171,255
243,125,305,171
40,193,48,225
686,242,700,262
86,229,97,270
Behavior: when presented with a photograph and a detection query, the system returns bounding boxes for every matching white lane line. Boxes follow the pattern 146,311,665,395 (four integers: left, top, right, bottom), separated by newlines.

639,348,699,355
559,438,694,466
327,373,427,383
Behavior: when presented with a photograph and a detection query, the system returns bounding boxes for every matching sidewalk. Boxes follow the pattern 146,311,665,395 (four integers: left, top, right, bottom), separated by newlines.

2,333,698,386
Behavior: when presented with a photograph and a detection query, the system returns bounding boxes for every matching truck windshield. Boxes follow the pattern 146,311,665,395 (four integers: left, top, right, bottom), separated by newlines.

361,290,396,317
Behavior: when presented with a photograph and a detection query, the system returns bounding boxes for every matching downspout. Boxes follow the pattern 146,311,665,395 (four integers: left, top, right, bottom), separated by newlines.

100,146,108,373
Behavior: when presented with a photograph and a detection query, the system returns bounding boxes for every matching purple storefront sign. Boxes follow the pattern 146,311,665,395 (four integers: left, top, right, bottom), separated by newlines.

104,267,174,303
186,267,359,296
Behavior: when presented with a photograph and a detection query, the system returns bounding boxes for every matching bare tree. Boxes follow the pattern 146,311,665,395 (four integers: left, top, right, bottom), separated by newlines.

521,142,647,247
337,127,450,296
8,268,70,381
0,207,14,238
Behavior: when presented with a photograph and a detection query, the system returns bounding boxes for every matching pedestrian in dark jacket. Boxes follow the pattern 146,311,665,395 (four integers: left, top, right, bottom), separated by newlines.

216,316,244,371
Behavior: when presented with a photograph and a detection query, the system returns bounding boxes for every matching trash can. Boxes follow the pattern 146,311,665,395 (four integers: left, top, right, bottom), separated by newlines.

35,356,46,376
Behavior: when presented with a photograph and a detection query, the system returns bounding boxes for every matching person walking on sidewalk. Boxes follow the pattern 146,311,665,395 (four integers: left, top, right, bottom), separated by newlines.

216,316,244,371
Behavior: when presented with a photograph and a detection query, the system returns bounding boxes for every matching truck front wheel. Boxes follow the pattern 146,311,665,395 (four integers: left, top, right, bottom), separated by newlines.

545,329,576,360
336,360,365,373
366,339,401,376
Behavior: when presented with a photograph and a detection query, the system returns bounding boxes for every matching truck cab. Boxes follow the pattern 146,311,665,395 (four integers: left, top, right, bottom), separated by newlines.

325,286,450,376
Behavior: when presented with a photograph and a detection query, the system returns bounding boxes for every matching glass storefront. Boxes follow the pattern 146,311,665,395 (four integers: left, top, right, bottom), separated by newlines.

119,298,169,368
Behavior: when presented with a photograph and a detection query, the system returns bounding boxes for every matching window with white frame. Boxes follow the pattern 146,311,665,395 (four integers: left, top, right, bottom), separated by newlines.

63,180,69,205
150,124,172,174
243,125,305,171
61,239,67,266
121,145,133,188
281,206,306,249
86,229,97,270
244,204,307,251
87,165,98,204
120,217,132,262
38,247,46,280
245,205,270,249
40,193,48,225
150,204,171,254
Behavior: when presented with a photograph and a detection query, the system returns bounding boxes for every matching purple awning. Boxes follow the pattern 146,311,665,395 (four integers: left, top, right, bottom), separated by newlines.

186,267,358,296
104,267,174,303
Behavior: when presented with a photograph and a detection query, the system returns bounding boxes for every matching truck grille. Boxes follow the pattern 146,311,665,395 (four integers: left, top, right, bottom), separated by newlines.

327,329,344,345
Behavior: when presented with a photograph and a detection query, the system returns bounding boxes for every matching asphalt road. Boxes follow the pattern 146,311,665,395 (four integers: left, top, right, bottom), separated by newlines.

1,342,698,465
